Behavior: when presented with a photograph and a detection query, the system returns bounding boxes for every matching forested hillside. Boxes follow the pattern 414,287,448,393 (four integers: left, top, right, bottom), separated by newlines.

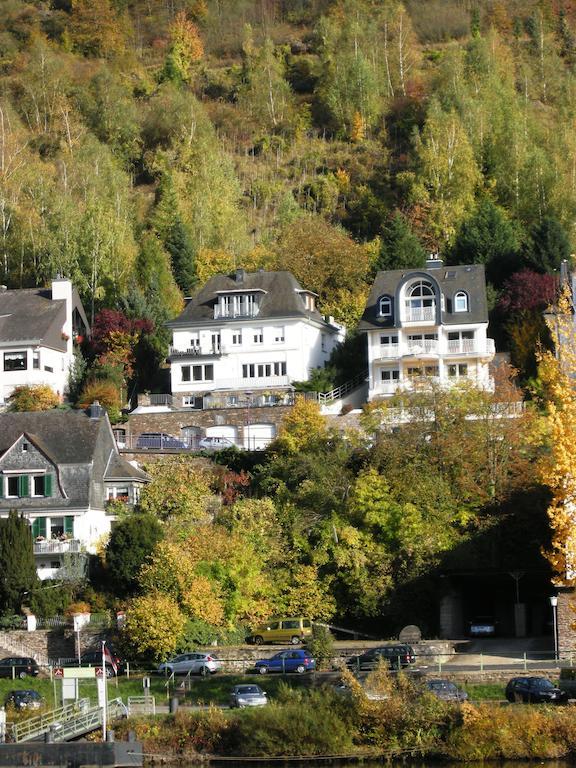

1,0,575,378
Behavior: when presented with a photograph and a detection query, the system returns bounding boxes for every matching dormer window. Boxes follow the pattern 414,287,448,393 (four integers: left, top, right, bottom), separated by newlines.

454,291,468,312
378,296,392,318
215,291,262,319
403,279,436,322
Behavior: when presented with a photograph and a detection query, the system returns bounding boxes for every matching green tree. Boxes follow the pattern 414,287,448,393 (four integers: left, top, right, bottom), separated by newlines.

164,217,197,295
137,456,215,525
105,513,163,596
525,216,571,274
124,592,185,662
0,512,38,613
449,198,522,285
375,212,427,272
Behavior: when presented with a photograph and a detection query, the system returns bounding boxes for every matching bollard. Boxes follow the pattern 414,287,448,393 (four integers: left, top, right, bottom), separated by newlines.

169,696,179,714
523,652,527,672
106,729,115,742
128,730,137,743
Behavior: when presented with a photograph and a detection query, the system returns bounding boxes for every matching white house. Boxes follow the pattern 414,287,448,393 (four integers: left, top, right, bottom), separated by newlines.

0,278,89,406
358,257,495,400
167,269,345,408
0,406,150,581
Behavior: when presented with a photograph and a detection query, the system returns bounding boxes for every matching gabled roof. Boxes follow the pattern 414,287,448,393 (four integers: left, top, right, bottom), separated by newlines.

168,270,329,327
0,410,103,463
0,288,67,348
104,451,149,482
358,263,489,331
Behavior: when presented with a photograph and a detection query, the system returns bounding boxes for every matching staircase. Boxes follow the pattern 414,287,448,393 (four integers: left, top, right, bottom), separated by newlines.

0,631,49,666
11,698,127,743
312,370,369,414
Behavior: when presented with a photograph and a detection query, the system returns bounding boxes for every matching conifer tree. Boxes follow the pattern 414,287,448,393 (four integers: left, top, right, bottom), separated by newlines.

375,212,426,272
164,217,197,296
0,512,38,613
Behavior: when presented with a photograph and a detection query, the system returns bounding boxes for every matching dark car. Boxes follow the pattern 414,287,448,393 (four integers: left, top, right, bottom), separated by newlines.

505,677,568,704
346,644,416,672
4,689,43,710
254,649,316,674
469,616,496,637
0,657,40,679
426,679,468,702
136,432,186,450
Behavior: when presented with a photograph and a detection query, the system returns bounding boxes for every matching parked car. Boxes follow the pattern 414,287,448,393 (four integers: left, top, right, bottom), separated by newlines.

0,657,39,679
4,689,43,710
198,436,236,451
468,616,496,637
505,677,568,704
346,645,416,672
425,679,468,702
246,617,313,645
229,684,268,708
254,649,315,674
136,432,186,450
157,652,221,676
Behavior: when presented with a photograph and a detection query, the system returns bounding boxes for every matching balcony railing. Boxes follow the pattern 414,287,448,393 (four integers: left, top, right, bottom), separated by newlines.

379,344,399,358
447,339,495,355
405,340,439,355
404,306,436,322
214,306,259,319
168,346,223,359
33,539,81,555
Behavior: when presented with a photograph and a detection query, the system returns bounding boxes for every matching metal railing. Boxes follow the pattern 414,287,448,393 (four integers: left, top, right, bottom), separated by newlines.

12,698,126,743
313,370,368,405
168,346,223,358
33,539,81,555
11,698,91,742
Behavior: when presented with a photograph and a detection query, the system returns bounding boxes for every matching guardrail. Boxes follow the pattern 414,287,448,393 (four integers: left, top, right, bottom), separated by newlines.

12,698,127,743
11,698,91,742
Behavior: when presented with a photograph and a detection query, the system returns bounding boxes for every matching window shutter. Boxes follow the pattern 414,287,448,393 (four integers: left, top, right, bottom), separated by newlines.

32,518,46,538
44,474,53,497
19,475,29,497
64,516,74,536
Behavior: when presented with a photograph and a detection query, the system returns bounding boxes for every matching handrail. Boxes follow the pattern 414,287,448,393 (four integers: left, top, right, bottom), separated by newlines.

12,698,91,742
317,370,368,404
13,698,126,743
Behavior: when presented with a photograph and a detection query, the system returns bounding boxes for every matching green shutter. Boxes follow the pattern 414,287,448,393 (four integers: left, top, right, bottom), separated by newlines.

64,516,74,536
18,475,29,497
32,518,46,538
44,474,53,498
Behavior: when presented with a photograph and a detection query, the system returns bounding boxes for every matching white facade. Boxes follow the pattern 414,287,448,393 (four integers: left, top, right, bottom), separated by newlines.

361,263,495,400
168,273,344,398
0,279,88,406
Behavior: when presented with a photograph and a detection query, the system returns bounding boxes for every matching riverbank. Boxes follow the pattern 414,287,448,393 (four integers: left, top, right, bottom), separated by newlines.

112,673,576,764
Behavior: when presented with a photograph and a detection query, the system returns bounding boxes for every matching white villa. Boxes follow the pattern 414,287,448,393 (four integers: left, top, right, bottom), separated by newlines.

358,257,495,400
167,269,345,409
0,278,89,406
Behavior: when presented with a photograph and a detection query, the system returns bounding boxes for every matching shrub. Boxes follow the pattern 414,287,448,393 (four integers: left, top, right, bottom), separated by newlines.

305,624,334,670
8,385,60,412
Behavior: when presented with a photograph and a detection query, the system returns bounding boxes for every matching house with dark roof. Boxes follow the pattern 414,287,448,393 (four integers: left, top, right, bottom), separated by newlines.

358,256,495,399
0,405,149,580
0,278,89,407
164,269,344,446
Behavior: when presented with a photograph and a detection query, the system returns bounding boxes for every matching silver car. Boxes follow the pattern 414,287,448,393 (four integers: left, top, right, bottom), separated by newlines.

229,684,268,708
157,652,221,676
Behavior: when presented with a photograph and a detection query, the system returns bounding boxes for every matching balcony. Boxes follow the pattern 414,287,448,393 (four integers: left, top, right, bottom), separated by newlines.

447,339,495,357
214,306,259,319
404,341,439,358
33,539,81,555
404,307,436,323
378,344,399,358
168,345,224,360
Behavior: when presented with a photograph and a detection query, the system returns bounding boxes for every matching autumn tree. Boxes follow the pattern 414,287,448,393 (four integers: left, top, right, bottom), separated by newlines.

123,592,185,662
8,385,60,412
67,0,128,57
160,11,203,85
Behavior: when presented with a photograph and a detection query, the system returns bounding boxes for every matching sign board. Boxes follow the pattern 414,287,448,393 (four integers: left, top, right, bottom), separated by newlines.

95,667,105,678
143,677,150,690
53,667,64,678
63,667,96,679
62,678,78,702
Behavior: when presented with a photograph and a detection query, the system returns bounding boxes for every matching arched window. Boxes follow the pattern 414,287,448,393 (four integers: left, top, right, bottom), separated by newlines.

404,280,436,320
378,296,392,318
454,291,468,312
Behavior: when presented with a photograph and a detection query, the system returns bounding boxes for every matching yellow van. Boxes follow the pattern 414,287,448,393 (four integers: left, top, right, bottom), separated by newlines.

247,617,313,645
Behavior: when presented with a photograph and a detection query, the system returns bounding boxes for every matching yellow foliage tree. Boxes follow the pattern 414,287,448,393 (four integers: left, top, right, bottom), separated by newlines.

8,385,60,412
162,11,203,84
540,287,576,585
273,396,328,454
137,456,215,524
279,565,336,621
124,592,185,661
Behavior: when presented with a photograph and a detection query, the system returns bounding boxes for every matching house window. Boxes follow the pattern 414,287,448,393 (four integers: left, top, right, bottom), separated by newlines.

211,333,221,351
272,327,285,343
380,335,398,345
407,366,439,378
253,330,263,344
242,362,286,378
302,293,316,311
4,351,26,371
22,442,28,452
182,366,191,382
44,365,53,373
192,364,213,381
404,280,436,320
190,333,199,348
232,332,243,345
454,291,469,312
448,363,468,378
381,369,400,382
33,351,40,369
378,296,392,318
33,476,45,496
183,395,203,408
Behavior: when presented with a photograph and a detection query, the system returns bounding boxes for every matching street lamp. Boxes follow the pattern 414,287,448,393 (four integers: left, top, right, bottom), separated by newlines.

549,595,559,661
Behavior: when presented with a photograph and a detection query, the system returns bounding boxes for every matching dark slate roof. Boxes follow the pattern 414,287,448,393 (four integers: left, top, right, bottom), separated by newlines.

0,410,103,463
168,270,328,326
358,263,489,332
0,288,66,348
104,452,149,482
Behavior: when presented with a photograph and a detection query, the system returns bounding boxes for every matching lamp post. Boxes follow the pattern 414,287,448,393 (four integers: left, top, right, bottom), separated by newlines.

550,595,559,661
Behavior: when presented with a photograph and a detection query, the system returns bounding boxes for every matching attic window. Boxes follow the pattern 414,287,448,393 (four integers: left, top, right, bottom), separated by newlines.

378,296,392,318
444,271,457,280
22,442,28,452
454,291,469,312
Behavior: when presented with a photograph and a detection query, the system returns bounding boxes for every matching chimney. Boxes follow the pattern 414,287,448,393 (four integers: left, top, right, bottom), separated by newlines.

235,268,246,283
88,401,104,420
425,252,443,269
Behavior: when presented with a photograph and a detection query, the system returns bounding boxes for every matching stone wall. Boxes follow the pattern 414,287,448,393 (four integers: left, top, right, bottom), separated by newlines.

0,626,114,664
557,589,576,656
125,405,293,444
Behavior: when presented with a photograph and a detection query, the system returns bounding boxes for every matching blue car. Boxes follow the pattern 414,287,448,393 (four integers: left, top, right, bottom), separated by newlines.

254,649,315,674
